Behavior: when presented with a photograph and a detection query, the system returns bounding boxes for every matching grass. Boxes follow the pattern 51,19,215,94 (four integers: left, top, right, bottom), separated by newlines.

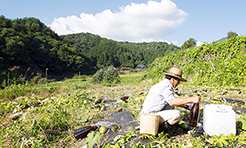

0,72,246,147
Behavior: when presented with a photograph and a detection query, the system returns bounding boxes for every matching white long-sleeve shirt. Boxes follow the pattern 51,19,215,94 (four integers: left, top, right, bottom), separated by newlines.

141,79,174,113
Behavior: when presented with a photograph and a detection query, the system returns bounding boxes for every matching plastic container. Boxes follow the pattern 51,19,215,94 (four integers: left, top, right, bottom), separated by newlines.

203,104,236,136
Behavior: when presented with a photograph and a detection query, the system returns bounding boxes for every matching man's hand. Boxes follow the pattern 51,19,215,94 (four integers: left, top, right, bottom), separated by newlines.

171,95,201,106
193,95,201,103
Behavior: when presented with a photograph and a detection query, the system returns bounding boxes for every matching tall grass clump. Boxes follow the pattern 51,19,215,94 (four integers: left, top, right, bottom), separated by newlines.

0,90,109,147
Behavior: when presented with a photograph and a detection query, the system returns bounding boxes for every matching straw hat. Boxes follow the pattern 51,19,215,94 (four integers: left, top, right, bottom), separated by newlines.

163,67,187,82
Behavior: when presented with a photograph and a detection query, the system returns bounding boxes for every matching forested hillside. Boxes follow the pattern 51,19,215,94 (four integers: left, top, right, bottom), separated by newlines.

61,33,180,68
0,15,180,83
0,16,93,77
144,36,246,87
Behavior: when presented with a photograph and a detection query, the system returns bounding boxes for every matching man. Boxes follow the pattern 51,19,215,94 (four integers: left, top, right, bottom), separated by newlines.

141,67,200,129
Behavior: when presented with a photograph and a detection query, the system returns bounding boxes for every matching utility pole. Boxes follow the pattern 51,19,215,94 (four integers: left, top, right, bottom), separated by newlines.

7,72,9,86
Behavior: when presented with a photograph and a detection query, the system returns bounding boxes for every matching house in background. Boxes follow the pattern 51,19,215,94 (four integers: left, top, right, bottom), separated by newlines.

120,67,131,72
136,64,147,71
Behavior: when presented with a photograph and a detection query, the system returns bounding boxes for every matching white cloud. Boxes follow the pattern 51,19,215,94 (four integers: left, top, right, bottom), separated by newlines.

196,41,203,47
171,40,178,45
50,0,187,43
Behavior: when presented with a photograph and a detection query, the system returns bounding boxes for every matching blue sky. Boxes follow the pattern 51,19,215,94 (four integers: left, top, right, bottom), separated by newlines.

1,0,245,46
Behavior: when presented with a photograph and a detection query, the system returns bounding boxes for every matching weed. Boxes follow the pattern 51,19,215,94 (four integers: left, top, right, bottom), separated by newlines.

1,72,246,147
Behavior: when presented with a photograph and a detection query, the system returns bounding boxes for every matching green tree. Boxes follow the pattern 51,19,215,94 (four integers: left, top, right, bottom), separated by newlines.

181,38,197,49
0,15,181,83
227,31,238,39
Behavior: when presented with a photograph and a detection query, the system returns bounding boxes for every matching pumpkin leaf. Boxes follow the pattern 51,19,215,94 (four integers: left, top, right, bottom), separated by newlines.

241,118,246,130
85,131,103,148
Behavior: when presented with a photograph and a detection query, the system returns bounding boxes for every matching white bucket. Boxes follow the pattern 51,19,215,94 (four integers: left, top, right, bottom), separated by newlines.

203,104,236,136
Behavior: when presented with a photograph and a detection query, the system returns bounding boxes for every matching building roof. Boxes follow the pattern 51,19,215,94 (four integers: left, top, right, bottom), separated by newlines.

121,67,131,70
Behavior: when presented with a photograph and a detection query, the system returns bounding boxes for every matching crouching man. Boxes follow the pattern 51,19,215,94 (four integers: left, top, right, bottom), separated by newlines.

141,67,200,132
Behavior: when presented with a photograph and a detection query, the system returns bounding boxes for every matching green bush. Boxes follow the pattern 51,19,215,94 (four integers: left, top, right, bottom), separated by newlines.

38,78,47,84
91,66,121,84
29,76,42,85
72,73,86,80
129,69,137,73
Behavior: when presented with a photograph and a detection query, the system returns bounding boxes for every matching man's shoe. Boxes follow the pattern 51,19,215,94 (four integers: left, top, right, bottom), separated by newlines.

178,120,188,130
164,121,172,129
158,121,172,133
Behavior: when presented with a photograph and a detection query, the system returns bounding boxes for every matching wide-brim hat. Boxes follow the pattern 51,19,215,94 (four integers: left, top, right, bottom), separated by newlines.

163,67,187,82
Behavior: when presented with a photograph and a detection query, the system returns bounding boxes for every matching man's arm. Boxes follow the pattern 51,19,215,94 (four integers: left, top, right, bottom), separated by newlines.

170,96,200,106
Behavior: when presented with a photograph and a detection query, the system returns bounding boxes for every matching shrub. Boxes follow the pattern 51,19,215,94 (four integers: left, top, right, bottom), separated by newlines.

91,66,121,84
38,78,47,84
29,76,42,85
1,79,6,87
72,73,86,80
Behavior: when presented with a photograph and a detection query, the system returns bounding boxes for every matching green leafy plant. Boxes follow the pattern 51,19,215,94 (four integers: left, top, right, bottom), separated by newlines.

238,132,246,145
237,117,246,130
209,134,228,147
208,134,239,147
144,36,246,87
91,66,121,84
189,137,206,147
85,131,103,148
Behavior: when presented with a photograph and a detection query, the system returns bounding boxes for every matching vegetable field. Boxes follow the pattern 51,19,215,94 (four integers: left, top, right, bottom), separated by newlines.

1,73,246,147
1,36,246,147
